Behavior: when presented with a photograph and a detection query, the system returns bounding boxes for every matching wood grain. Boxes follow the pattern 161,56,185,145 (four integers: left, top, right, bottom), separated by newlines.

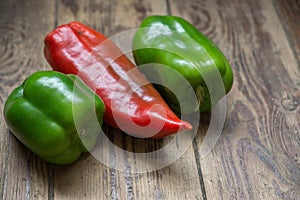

170,0,300,199
0,0,55,200
273,0,300,65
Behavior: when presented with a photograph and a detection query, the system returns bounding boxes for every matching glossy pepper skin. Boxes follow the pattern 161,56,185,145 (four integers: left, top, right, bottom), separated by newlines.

133,15,234,113
44,21,192,138
3,71,105,165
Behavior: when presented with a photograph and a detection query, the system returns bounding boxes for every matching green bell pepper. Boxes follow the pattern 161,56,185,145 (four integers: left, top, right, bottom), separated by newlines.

133,15,233,113
4,71,105,164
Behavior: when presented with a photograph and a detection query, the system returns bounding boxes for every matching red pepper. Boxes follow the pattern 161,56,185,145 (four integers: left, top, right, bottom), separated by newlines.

44,22,192,138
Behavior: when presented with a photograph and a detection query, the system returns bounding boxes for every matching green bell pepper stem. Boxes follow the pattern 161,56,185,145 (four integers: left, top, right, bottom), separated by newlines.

4,71,105,164
133,15,233,113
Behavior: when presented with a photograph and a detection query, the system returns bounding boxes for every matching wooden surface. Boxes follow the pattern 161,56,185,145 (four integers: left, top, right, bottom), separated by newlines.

0,0,299,199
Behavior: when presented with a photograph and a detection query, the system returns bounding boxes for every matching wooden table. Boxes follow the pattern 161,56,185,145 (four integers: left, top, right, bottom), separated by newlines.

0,0,299,199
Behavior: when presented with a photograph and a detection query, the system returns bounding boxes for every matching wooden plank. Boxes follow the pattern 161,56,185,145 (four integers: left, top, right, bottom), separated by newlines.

170,0,300,199
0,0,55,199
273,0,300,65
54,0,203,199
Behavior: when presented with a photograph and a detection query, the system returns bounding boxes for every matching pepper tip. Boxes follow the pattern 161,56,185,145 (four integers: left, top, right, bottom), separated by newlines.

181,121,193,131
